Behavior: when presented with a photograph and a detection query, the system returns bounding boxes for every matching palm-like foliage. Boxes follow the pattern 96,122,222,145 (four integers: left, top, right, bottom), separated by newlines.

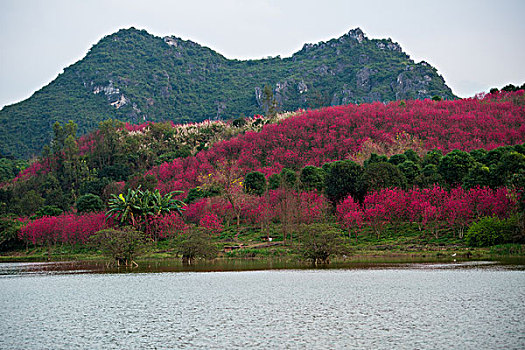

106,186,185,228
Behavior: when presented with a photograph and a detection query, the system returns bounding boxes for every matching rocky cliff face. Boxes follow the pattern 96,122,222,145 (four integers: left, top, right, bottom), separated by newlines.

0,27,455,158
261,28,452,107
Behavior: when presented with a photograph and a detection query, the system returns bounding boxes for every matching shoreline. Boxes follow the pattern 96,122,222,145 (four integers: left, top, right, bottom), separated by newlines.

1,248,523,264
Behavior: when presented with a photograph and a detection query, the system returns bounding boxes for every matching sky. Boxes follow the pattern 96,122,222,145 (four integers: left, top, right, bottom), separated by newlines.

1,0,524,108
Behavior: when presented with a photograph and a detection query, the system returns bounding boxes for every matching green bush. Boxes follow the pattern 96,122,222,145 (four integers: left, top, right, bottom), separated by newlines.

35,205,63,218
0,217,24,251
177,228,218,263
299,165,325,192
244,171,267,195
465,216,520,247
76,194,104,213
268,174,281,190
297,223,345,264
90,227,148,266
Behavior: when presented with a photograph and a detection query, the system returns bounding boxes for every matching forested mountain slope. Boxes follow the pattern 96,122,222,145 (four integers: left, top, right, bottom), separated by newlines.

0,27,455,158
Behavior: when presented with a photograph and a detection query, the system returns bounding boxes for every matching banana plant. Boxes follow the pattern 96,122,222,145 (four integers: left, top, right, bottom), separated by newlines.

106,187,142,227
106,186,186,228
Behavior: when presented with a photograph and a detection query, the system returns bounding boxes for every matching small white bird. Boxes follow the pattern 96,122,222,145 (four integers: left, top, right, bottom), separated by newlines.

452,253,457,257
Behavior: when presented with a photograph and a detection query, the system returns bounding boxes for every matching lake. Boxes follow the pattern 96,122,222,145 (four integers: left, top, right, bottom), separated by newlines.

0,261,524,349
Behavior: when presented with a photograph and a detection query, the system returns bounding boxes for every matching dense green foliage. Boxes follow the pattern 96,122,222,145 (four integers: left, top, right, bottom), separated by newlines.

489,82,525,94
0,27,455,158
358,161,407,195
244,171,267,196
35,205,63,218
465,216,522,247
299,165,325,192
0,217,24,251
324,160,363,205
438,150,476,186
0,156,27,183
76,194,104,213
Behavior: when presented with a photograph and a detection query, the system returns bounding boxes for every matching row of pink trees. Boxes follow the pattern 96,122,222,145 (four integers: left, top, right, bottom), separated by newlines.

337,185,518,241
17,185,518,247
19,212,109,246
19,211,188,247
184,189,327,242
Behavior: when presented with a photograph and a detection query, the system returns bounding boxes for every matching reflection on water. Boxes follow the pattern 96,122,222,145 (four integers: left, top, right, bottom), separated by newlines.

0,261,524,349
0,258,523,276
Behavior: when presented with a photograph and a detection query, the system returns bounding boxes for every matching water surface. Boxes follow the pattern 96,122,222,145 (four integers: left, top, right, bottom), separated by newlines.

0,262,523,349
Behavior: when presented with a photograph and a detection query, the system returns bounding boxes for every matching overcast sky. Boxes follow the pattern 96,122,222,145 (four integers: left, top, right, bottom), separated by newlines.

1,0,524,108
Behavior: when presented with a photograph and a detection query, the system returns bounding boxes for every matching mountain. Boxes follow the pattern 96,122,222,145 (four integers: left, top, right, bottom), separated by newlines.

0,27,455,159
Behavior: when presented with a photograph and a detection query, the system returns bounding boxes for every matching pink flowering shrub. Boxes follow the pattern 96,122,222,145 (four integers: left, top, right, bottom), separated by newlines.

199,214,223,235
19,212,109,245
145,212,187,241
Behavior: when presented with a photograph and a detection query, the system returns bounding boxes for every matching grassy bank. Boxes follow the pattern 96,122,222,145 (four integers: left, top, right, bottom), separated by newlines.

1,222,524,264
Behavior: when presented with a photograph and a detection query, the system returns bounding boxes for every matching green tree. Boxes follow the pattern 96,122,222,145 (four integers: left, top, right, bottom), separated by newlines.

262,84,277,117
501,84,517,92
364,153,388,167
482,146,513,167
493,151,525,187
79,177,111,197
268,173,281,190
90,227,148,266
280,168,297,189
463,163,492,189
17,190,45,216
0,158,15,182
91,119,125,169
438,149,475,187
415,164,445,188
125,173,158,192
185,187,205,204
98,164,131,182
397,160,420,186
469,148,488,163
465,216,520,247
244,171,267,195
51,121,66,154
299,165,325,192
359,162,406,195
422,149,442,167
0,188,13,215
35,205,63,218
177,227,218,263
324,160,363,205
76,193,104,213
44,188,69,210
297,223,345,265
0,217,24,251
514,143,525,155
404,149,421,164
388,153,407,166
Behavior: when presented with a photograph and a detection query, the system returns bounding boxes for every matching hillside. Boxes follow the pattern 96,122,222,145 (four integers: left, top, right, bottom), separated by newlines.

151,92,524,193
0,27,455,159
2,92,524,259
2,91,523,218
